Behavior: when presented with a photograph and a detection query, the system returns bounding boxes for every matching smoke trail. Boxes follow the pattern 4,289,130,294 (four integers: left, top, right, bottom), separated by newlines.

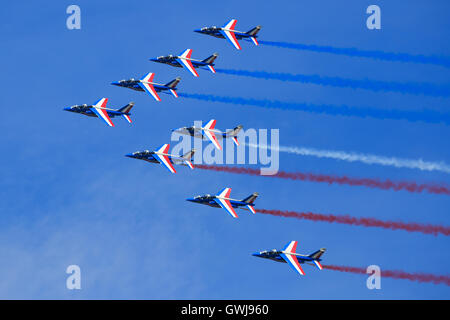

178,92,450,125
246,143,450,174
255,208,450,236
322,264,450,286
195,164,450,196
259,40,450,69
215,68,450,97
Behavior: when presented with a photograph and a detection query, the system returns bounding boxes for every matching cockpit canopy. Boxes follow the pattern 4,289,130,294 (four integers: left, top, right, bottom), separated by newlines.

194,194,211,199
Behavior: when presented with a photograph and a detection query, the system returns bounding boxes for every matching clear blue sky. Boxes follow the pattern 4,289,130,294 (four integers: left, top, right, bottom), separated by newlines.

0,0,449,299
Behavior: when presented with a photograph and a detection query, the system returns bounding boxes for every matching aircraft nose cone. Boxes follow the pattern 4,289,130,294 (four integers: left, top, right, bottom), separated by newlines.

252,252,261,257
63,107,71,111
149,58,158,62
111,81,120,86
186,198,196,202
193,29,202,33
125,153,135,158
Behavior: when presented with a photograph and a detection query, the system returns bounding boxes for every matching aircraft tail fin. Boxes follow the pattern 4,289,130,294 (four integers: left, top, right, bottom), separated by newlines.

246,26,261,45
226,125,243,137
165,77,181,97
309,248,326,270
181,149,195,170
309,248,326,260
202,53,219,65
118,102,134,114
165,77,181,89
242,192,259,204
182,149,196,161
246,25,262,36
225,125,243,146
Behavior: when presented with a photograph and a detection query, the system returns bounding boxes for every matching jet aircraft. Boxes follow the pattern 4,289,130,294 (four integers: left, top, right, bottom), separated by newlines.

194,19,261,50
150,49,218,77
63,98,134,127
186,187,258,218
125,144,195,174
252,241,326,276
172,119,243,150
111,72,180,101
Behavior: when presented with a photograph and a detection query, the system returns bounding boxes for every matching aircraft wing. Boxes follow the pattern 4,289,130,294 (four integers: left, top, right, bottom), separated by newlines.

139,72,162,101
177,49,200,77
90,98,114,127
280,241,306,276
203,119,222,150
220,19,241,50
154,144,177,173
214,187,238,218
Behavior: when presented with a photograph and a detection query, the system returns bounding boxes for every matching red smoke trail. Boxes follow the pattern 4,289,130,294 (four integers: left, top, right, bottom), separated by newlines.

195,164,450,196
323,264,450,286
255,209,450,236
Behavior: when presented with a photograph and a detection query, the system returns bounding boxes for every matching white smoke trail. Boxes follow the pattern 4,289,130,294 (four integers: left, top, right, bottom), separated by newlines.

246,143,450,174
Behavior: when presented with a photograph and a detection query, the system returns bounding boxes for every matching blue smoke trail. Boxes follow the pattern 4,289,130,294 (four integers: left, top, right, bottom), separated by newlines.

178,92,450,125
215,68,450,98
259,40,450,68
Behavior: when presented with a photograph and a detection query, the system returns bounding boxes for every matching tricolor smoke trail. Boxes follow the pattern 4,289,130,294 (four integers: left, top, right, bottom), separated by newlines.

178,93,450,125
246,143,450,174
322,264,450,286
254,208,450,236
195,165,450,196
258,40,450,69
215,68,450,97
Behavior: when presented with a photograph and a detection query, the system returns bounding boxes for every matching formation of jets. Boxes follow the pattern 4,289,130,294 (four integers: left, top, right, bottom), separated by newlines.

64,19,262,125
63,19,326,277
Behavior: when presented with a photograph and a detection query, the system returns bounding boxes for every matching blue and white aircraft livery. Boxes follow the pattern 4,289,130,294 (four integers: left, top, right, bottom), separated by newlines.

172,119,243,150
63,98,134,127
194,19,262,50
111,72,181,101
253,241,326,276
187,187,258,218
150,49,218,77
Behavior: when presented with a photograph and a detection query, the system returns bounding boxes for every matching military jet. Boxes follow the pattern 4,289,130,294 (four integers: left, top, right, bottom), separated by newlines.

125,144,194,174
253,241,326,276
111,72,180,101
172,119,243,150
150,49,218,77
194,19,261,50
63,98,134,127
186,187,258,218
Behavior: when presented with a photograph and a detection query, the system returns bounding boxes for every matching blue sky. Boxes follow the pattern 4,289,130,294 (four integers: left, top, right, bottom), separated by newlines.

0,0,449,299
